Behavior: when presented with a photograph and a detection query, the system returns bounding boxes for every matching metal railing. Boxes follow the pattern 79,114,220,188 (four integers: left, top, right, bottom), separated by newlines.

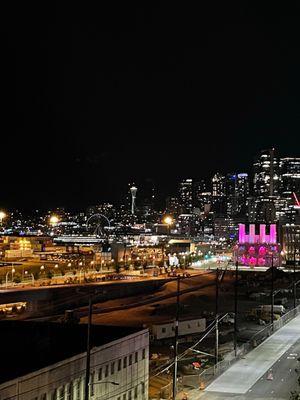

181,304,300,390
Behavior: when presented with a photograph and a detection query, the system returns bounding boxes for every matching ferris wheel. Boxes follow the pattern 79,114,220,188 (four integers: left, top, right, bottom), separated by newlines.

86,214,111,237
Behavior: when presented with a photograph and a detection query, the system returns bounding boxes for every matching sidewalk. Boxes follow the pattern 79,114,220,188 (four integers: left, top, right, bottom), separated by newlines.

205,312,300,394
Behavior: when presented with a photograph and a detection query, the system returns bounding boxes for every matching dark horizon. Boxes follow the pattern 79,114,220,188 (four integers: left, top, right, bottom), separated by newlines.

1,4,300,210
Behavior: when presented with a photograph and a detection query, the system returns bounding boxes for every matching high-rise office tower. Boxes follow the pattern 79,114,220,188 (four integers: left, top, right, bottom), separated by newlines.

280,157,300,197
179,179,193,213
226,173,249,217
212,173,226,215
253,148,281,197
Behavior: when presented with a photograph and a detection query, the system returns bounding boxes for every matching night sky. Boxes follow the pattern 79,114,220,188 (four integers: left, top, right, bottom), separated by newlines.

1,3,300,210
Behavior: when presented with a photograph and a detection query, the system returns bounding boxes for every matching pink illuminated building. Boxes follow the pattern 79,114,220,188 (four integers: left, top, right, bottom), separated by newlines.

234,224,281,267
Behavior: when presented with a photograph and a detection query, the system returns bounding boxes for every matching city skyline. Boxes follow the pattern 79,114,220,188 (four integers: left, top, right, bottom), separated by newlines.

2,3,300,210
1,147,299,213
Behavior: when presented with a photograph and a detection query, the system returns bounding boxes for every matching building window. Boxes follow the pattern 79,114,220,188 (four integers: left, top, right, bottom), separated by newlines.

128,390,132,400
135,352,138,363
98,368,102,381
141,382,145,394
187,324,191,329
162,327,166,333
76,380,81,400
118,359,122,371
105,365,109,378
134,386,138,399
41,394,47,400
117,397,121,400
51,389,57,400
123,356,127,368
142,349,146,359
58,387,65,400
66,383,73,400
129,354,132,366
123,394,126,400
111,362,115,375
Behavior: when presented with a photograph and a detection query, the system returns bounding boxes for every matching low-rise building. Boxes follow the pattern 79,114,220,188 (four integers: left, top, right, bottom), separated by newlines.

0,321,149,400
151,317,206,341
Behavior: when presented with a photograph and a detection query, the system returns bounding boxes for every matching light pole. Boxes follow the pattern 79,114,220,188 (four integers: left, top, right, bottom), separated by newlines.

270,254,274,329
172,275,180,400
0,211,6,226
76,289,102,400
215,268,219,367
24,270,35,286
163,216,173,236
293,250,297,308
5,267,15,288
234,260,238,357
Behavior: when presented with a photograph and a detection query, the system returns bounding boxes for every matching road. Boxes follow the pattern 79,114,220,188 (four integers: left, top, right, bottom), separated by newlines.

181,313,300,399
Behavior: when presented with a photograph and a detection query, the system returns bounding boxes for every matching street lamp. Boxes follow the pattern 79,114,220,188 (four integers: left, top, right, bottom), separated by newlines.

49,215,59,226
163,216,173,235
0,211,6,225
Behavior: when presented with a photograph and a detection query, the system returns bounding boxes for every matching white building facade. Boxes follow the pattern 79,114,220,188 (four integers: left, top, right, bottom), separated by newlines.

0,329,149,400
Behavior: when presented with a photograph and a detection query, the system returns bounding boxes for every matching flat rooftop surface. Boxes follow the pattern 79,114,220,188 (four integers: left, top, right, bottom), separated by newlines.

206,313,300,394
0,320,140,384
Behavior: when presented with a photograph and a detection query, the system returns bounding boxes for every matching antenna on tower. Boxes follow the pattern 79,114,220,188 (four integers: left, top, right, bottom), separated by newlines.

130,185,138,215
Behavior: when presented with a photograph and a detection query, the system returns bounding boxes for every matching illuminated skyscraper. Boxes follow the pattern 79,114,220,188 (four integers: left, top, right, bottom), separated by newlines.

280,157,300,197
253,148,281,197
226,173,249,217
179,179,193,213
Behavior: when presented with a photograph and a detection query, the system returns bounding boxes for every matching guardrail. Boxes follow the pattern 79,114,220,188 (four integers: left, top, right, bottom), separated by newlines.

181,304,300,390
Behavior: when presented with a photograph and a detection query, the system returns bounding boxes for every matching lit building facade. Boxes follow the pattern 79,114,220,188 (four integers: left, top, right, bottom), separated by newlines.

226,173,249,217
179,179,193,213
253,149,281,197
234,224,281,267
281,224,300,265
280,157,300,197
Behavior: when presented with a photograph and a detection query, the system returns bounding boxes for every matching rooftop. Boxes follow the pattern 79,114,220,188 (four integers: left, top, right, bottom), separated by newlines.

0,320,140,384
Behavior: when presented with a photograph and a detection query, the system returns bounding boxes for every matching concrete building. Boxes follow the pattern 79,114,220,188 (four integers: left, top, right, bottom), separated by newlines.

0,321,149,400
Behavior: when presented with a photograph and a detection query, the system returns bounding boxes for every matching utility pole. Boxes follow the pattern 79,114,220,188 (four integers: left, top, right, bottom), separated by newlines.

215,268,219,368
234,260,238,356
84,296,93,400
173,275,180,400
294,248,297,309
271,255,274,329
